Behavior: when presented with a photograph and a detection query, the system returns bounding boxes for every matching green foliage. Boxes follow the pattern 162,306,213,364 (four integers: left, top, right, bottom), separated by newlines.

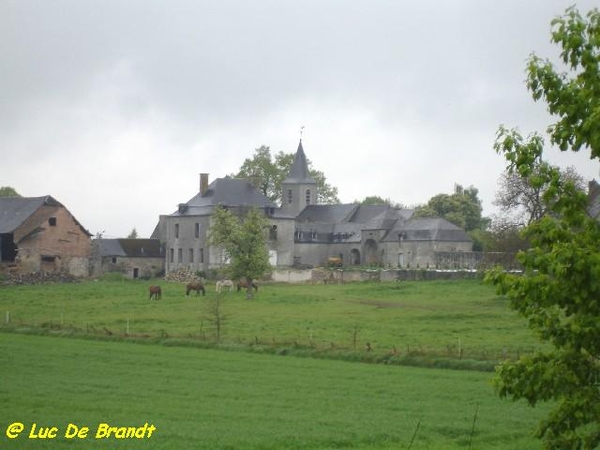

494,165,585,228
488,6,600,449
208,207,271,296
235,145,340,204
0,186,20,197
1,333,549,449
414,184,488,233
126,227,138,239
356,195,404,208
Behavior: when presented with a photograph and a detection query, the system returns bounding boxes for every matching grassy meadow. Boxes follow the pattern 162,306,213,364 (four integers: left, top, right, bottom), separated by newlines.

1,332,547,450
0,277,550,448
0,277,543,365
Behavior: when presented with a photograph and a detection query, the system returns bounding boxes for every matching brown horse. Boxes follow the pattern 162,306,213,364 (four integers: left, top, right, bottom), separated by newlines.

149,285,162,300
186,281,206,296
237,279,258,292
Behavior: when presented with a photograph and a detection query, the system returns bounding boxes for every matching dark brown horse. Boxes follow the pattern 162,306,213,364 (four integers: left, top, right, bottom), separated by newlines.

186,281,206,296
237,279,258,292
149,285,162,300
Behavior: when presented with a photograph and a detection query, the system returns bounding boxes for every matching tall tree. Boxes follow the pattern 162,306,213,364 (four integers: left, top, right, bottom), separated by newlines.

208,207,271,299
0,186,20,197
127,228,139,239
414,184,488,232
487,6,600,449
356,196,404,208
236,146,340,205
494,165,585,227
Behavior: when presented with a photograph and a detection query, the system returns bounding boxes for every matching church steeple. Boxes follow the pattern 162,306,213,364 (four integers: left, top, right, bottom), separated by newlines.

281,139,318,215
283,140,316,184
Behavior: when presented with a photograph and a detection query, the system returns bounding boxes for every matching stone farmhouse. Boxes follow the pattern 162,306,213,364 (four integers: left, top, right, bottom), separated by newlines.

152,140,473,274
0,196,91,277
91,238,165,279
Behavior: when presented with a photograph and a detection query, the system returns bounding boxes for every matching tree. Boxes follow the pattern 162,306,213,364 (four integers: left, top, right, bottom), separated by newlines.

494,165,585,227
356,196,404,208
127,228,139,239
208,207,271,299
236,146,340,205
487,7,600,449
0,186,20,197
413,184,490,250
414,184,488,232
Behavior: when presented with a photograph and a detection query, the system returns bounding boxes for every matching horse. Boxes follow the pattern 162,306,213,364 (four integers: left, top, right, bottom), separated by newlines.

185,281,206,296
216,279,234,293
149,285,162,300
237,279,258,292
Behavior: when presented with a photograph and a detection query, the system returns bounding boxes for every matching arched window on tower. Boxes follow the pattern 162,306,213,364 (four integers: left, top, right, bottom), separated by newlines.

306,189,311,205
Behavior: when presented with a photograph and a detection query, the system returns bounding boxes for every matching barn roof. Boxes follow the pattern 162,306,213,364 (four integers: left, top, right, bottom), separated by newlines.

98,238,163,258
0,196,90,237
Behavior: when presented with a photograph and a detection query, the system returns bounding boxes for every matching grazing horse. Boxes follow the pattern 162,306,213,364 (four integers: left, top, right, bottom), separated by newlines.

186,281,206,296
237,279,258,292
216,279,234,293
149,285,162,300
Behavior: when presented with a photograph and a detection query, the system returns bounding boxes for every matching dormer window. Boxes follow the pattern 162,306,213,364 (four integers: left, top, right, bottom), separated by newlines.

49,217,57,226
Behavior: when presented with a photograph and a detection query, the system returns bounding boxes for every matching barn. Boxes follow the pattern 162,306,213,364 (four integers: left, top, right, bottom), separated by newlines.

0,196,92,277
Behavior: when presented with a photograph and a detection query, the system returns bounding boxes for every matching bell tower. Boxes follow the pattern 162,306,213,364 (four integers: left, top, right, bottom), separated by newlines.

281,139,317,216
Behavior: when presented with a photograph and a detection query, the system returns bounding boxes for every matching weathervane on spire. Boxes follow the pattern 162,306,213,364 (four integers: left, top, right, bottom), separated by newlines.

300,125,305,140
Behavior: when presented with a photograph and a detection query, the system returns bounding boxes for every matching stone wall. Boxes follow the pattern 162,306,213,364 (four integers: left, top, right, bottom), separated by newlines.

268,267,486,284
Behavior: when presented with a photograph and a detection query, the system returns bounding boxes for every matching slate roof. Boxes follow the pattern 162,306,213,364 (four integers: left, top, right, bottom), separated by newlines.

98,239,163,258
295,202,471,244
0,195,90,236
383,218,472,242
282,140,316,184
296,204,358,223
0,196,60,233
173,177,277,216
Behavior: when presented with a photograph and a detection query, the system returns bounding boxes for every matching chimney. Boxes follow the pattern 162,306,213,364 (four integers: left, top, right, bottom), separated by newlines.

200,173,209,196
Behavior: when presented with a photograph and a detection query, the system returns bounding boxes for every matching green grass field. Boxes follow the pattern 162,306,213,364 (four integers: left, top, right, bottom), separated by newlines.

0,278,544,365
0,333,546,450
0,277,549,448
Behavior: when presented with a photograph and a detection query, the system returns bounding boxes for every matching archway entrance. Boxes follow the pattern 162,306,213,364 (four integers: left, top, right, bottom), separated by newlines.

350,248,361,265
364,239,378,265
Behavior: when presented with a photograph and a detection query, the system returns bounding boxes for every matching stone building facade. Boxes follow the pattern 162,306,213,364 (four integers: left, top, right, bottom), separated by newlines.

92,238,165,279
153,140,473,273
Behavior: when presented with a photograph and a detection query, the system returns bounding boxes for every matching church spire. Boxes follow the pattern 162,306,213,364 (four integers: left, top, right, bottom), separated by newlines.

281,138,318,215
283,139,316,184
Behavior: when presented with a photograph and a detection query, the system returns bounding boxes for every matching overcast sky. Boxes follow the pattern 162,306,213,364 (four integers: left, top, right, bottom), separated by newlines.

2,1,599,238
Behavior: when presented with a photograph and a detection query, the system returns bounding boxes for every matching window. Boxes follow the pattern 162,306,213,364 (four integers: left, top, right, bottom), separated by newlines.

111,257,117,264
288,189,293,204
189,248,194,263
306,189,311,205
269,225,278,241
200,248,204,263
174,223,179,238
48,217,57,226
170,248,174,263
195,223,200,238
178,248,183,263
